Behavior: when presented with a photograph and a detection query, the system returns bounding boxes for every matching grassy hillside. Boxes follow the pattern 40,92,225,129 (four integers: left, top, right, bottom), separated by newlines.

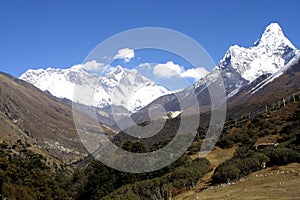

175,100,300,199
176,163,300,200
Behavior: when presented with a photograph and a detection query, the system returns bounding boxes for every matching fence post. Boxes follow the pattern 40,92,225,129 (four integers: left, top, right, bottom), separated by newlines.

222,93,299,132
293,94,296,102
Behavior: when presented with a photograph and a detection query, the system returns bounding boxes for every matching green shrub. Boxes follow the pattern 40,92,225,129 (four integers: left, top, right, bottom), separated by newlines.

212,149,269,183
0,141,68,200
102,158,210,199
122,141,147,153
263,146,300,166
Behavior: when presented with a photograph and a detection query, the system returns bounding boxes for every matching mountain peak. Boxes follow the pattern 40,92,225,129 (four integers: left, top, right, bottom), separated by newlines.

106,65,127,77
254,22,295,49
260,23,284,42
263,23,283,35
210,22,299,96
112,65,125,73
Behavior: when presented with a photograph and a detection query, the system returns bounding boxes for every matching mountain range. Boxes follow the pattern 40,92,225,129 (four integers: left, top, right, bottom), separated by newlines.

131,23,300,123
20,64,170,113
8,22,300,140
19,23,299,122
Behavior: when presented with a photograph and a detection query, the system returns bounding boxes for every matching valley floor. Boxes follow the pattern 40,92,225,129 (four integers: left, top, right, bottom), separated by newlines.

174,163,300,200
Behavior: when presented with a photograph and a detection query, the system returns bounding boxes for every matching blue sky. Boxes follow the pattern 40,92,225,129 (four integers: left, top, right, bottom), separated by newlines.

0,0,300,79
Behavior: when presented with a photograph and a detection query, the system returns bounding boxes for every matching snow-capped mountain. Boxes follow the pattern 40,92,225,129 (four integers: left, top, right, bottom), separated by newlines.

133,23,300,120
19,65,170,112
20,23,299,117
194,23,299,97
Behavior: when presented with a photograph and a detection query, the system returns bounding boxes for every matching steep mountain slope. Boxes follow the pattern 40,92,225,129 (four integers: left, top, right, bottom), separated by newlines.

226,55,300,118
0,72,87,163
19,65,170,112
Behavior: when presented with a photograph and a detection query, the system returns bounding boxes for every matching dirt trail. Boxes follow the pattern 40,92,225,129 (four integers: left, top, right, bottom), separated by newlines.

174,146,236,200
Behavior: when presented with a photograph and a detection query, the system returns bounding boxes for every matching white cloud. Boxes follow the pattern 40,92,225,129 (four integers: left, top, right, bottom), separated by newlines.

182,67,209,80
137,62,210,91
138,62,152,70
71,60,106,73
152,61,208,80
114,48,134,62
153,61,183,78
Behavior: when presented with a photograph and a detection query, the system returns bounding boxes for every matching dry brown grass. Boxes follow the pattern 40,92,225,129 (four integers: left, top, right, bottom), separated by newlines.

175,163,300,200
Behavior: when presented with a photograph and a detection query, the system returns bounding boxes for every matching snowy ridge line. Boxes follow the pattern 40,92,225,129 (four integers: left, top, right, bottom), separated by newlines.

19,66,171,112
249,51,300,95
